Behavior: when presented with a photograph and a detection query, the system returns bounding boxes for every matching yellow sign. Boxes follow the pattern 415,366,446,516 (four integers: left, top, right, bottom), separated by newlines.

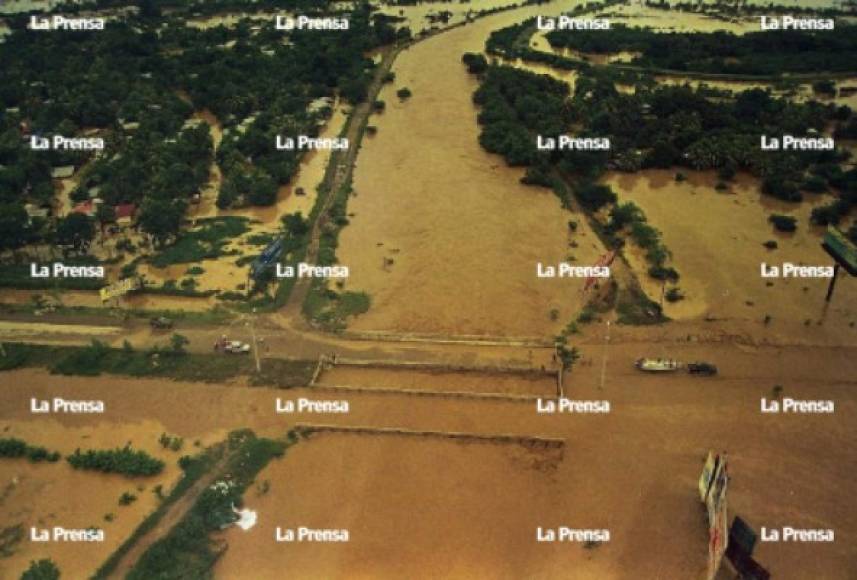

100,277,141,302
699,451,716,502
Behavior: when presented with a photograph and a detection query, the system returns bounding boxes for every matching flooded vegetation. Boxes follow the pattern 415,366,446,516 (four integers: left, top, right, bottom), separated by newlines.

603,170,857,334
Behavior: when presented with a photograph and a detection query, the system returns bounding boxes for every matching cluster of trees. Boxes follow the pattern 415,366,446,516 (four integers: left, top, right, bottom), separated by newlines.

545,24,857,76
607,201,678,281
0,437,61,463
0,1,411,258
472,66,570,167
67,445,165,476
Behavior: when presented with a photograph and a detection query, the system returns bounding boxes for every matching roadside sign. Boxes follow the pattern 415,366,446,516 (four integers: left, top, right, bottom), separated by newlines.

100,277,141,302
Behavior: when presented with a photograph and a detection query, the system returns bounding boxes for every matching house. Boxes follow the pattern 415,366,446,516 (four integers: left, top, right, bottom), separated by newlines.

51,166,75,179
114,203,137,227
71,199,100,217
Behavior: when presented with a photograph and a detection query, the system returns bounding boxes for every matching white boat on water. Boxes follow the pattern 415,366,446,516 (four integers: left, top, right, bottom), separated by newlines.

635,358,681,372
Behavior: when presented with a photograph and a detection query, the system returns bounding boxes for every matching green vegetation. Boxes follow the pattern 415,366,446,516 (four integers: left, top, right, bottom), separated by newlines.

93,443,225,579
461,53,488,75
544,24,857,76
159,433,184,452
67,446,165,477
0,438,61,463
1,524,24,558
301,179,370,331
125,430,291,580
119,492,138,506
20,559,60,580
0,2,407,269
0,257,105,290
149,217,248,268
396,87,412,100
0,341,315,387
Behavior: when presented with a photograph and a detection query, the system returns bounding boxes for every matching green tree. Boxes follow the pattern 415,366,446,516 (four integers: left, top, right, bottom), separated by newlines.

169,333,189,356
21,558,60,580
55,213,94,252
282,212,309,238
0,203,30,255
139,199,184,247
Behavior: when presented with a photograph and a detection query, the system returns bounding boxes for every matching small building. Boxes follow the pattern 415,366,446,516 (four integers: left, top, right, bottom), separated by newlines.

71,200,98,217
114,203,137,227
24,203,50,222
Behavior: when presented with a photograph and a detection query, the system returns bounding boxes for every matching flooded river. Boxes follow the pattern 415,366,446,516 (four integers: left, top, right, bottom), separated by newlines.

339,0,609,339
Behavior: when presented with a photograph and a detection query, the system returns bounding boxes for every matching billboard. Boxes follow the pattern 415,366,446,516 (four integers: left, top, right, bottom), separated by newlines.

699,452,729,580
822,226,857,276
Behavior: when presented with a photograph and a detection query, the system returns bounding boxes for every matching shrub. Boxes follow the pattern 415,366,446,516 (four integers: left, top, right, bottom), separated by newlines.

0,438,61,462
21,559,60,580
396,87,412,100
665,287,684,302
461,53,488,74
67,446,164,477
574,182,616,211
119,492,137,506
768,214,797,232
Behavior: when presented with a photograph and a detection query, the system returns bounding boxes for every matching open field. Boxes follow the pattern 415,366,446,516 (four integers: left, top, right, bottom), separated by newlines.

3,326,855,578
0,419,189,579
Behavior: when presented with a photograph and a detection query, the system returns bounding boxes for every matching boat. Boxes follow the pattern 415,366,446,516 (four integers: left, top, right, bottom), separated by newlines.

635,358,681,372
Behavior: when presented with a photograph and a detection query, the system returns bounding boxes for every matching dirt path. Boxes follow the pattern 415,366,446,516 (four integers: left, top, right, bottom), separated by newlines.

104,447,232,579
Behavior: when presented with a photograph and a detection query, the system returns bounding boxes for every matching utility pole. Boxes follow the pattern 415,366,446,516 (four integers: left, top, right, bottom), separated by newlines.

599,320,611,391
249,308,261,373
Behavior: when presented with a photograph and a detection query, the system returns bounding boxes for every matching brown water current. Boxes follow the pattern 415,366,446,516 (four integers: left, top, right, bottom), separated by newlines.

339,0,607,338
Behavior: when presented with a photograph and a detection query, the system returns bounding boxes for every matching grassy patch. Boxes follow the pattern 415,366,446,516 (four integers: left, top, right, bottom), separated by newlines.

0,341,315,387
0,257,105,290
149,217,249,268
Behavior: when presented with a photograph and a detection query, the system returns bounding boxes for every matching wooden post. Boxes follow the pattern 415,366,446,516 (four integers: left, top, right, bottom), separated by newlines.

825,263,840,302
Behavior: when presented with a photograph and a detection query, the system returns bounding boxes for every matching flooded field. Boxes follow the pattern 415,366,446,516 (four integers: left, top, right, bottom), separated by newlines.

0,419,188,579
165,104,349,297
315,365,558,396
0,288,215,312
213,339,857,579
603,170,857,337
372,0,522,35
339,0,608,338
3,336,857,578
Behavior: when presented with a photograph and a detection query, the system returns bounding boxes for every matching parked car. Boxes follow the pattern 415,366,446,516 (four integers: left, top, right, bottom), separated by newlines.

149,317,174,330
688,362,718,376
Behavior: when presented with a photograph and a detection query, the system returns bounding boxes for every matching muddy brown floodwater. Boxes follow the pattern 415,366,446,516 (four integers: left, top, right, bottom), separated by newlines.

315,365,558,396
603,170,857,340
212,338,857,579
339,0,610,339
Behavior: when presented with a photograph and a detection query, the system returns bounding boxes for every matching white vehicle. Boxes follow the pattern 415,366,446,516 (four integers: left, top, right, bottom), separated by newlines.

223,341,251,354
635,358,681,372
